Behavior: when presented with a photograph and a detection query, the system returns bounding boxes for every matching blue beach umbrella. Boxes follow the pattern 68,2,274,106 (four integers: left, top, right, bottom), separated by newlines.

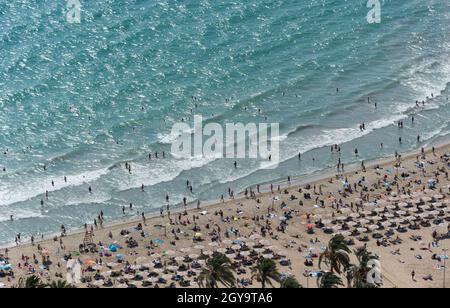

153,239,164,245
0,264,12,271
116,254,125,261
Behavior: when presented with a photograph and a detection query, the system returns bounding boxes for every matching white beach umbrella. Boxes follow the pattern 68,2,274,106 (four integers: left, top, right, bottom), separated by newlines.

203,250,213,256
418,213,429,218
433,202,444,208
148,277,159,283
347,221,358,227
175,256,185,262
359,219,370,225
249,234,261,240
162,274,173,281
216,248,227,254
167,265,178,272
333,225,342,232
368,225,379,231
381,221,391,227
340,231,352,237
375,199,388,205
259,239,271,246
246,242,255,247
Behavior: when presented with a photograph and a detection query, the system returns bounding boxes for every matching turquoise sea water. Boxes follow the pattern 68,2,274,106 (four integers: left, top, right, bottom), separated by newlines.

0,0,449,244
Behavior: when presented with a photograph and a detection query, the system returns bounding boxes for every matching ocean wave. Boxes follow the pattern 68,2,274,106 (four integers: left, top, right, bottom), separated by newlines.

0,168,110,207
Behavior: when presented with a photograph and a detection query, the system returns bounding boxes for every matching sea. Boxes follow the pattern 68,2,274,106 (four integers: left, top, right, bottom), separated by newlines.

0,0,449,245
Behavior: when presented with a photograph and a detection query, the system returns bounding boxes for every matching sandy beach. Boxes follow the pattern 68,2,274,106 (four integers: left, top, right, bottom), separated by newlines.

1,142,449,288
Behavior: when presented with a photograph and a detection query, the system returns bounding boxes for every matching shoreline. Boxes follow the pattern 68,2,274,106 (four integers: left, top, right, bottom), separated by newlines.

1,138,449,288
4,136,449,251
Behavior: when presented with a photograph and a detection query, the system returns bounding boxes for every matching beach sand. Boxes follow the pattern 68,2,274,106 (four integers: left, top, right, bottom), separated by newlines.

1,143,449,288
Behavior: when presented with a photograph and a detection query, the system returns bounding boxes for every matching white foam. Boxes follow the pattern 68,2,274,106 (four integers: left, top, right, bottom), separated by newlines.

115,157,215,192
400,49,450,103
0,207,44,223
157,127,194,144
0,168,110,207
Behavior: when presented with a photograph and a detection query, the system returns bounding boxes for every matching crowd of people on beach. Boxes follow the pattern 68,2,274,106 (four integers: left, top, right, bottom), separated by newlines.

1,92,449,288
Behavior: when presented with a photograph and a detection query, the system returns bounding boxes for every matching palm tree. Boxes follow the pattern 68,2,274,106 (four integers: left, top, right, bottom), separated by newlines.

317,272,344,288
198,253,236,288
280,276,302,288
49,280,76,288
13,275,47,288
252,258,280,288
347,247,380,288
319,235,351,274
